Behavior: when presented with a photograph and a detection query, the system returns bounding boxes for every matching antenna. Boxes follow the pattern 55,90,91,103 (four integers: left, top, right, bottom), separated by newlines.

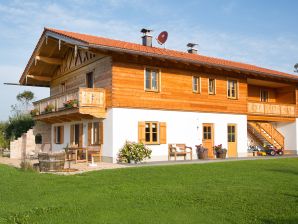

140,28,153,35
187,43,198,48
156,31,168,45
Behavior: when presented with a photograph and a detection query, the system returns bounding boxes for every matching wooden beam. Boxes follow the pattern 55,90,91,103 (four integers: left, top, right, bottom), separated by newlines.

35,56,62,65
27,75,51,82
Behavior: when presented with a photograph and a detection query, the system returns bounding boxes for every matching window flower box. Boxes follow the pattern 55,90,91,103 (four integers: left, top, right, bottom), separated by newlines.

64,99,79,109
44,104,55,113
30,109,40,116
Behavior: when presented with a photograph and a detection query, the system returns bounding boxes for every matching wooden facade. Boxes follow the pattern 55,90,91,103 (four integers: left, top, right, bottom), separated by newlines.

23,29,298,123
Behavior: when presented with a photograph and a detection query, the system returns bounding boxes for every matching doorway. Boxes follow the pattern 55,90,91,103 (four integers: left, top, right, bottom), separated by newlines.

227,124,237,157
202,123,214,158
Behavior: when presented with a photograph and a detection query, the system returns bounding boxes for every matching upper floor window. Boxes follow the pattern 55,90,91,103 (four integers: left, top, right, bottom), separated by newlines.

227,80,238,99
260,89,269,102
61,82,66,93
208,78,216,95
192,76,200,93
145,68,159,91
86,72,94,88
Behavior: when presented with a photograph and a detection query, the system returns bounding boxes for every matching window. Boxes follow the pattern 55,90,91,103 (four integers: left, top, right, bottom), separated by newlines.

145,68,159,91
54,126,64,144
145,122,158,144
192,76,200,93
208,78,216,95
227,125,236,142
227,80,238,99
93,122,100,145
35,134,42,144
88,121,103,145
74,124,80,145
260,89,269,102
86,72,94,88
61,82,66,93
203,126,212,140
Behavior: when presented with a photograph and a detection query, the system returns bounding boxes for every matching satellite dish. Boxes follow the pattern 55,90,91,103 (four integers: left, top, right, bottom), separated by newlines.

157,31,168,45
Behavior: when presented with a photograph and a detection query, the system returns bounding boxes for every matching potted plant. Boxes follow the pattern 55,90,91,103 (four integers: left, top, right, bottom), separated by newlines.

117,141,152,164
213,144,227,159
30,108,39,116
196,144,208,159
44,104,55,113
64,99,79,109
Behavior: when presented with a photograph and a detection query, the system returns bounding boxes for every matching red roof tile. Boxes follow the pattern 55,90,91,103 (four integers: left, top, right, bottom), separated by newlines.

45,28,298,81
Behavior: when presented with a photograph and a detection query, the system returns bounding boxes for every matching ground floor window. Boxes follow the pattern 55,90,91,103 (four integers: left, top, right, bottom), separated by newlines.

88,121,103,145
70,123,83,147
54,126,64,144
138,121,167,144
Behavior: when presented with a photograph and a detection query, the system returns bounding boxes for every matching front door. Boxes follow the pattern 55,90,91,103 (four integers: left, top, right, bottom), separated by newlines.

202,123,214,158
227,124,237,157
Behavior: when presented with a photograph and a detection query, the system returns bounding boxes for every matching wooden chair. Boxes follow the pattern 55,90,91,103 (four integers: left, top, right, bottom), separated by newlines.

168,144,193,161
88,147,102,163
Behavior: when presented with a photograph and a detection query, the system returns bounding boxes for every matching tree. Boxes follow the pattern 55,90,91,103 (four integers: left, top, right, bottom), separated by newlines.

0,122,9,149
11,90,35,117
295,63,298,73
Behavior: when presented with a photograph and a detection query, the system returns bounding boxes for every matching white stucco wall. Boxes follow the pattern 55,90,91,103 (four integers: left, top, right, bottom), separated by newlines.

274,120,298,154
110,108,248,162
50,108,248,162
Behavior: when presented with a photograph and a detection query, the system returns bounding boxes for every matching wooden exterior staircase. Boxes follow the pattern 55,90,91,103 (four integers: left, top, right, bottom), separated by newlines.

247,122,284,149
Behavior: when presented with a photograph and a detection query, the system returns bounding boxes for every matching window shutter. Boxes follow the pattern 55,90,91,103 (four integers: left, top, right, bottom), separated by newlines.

54,126,57,144
88,123,92,146
60,126,64,144
138,121,145,143
99,121,104,144
79,123,83,147
70,125,74,145
159,122,167,144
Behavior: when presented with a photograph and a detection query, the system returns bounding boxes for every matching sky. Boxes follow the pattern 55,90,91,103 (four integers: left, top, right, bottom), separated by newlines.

0,0,298,121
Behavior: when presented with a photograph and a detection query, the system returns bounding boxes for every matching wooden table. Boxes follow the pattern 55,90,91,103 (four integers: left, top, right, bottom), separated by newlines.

67,147,89,164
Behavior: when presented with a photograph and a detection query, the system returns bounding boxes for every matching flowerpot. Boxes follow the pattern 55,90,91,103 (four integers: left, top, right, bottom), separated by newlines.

216,152,227,159
73,103,78,108
197,150,208,160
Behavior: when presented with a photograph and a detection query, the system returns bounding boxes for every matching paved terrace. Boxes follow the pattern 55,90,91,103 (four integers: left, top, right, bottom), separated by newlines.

0,155,297,175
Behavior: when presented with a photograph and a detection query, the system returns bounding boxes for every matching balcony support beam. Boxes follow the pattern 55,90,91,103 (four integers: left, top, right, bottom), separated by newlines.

35,56,63,65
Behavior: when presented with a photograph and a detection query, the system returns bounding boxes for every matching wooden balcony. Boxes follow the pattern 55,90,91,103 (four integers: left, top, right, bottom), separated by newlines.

32,88,106,123
247,102,296,118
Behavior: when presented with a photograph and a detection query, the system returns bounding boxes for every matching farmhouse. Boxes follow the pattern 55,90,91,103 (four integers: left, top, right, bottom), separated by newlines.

18,27,298,162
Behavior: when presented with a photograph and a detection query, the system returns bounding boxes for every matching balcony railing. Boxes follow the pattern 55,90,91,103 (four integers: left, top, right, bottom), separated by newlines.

248,102,296,117
33,87,105,116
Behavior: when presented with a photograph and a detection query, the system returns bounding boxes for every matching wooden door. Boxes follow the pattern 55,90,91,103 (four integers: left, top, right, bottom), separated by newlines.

227,124,237,157
202,123,214,158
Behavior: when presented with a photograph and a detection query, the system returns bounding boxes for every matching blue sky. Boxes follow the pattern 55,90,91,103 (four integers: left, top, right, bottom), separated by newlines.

0,0,298,120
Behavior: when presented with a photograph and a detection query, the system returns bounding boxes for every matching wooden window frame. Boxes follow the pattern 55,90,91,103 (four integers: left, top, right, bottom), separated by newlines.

192,76,201,93
203,125,212,140
86,72,94,88
260,89,269,102
144,68,160,92
208,78,216,95
92,122,100,146
54,126,64,144
227,79,238,99
145,121,160,145
60,82,66,93
227,124,237,143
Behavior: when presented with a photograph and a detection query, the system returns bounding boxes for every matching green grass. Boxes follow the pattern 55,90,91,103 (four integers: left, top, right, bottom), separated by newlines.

0,158,297,224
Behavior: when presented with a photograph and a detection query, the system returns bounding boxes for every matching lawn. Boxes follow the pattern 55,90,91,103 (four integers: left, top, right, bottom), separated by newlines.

0,158,297,224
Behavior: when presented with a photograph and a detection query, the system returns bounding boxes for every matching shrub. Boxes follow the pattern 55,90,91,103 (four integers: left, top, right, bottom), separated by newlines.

20,160,36,172
117,141,152,163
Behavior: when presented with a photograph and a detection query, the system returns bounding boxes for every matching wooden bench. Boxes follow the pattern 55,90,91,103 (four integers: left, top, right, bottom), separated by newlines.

168,144,192,161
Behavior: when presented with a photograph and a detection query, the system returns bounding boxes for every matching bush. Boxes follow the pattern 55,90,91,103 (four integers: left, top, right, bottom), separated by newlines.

117,141,152,163
20,160,36,172
5,114,34,141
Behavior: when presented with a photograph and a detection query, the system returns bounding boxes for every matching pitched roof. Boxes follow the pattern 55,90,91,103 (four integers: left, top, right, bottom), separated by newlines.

36,28,298,82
